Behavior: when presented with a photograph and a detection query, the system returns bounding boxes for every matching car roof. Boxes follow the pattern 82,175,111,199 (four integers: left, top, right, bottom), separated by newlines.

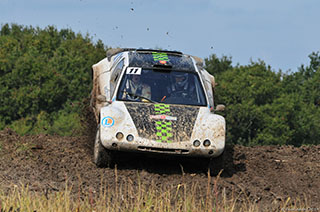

109,48,197,72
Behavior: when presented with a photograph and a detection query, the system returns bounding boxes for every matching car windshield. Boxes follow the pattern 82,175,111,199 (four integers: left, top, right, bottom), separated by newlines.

116,68,207,106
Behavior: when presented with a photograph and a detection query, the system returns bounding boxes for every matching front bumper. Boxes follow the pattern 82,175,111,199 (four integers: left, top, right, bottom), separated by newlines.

101,135,224,158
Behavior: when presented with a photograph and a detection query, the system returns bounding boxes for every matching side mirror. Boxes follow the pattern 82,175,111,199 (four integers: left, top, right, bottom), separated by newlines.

97,95,107,102
97,95,113,106
215,104,225,111
210,104,226,113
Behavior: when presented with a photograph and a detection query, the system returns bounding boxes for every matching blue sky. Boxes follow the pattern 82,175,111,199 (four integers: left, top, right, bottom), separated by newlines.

1,0,319,72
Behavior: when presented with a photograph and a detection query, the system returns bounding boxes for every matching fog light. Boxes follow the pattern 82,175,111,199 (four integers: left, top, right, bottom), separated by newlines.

203,139,211,147
126,134,134,142
116,132,124,140
193,140,201,147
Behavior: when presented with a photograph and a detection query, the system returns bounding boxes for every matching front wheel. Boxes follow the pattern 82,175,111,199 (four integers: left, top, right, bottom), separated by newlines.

208,150,225,176
93,127,114,168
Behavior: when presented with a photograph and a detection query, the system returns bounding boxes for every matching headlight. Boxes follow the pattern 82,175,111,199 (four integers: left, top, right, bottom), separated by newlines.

116,132,124,140
203,139,211,147
126,134,134,142
193,140,201,147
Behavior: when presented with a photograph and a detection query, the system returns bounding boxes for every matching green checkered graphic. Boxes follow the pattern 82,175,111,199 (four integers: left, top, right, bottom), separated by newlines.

152,52,169,62
154,104,173,143
154,104,170,114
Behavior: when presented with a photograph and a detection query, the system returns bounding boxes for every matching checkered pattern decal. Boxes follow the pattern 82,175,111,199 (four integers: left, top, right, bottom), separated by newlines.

154,104,173,143
152,52,169,62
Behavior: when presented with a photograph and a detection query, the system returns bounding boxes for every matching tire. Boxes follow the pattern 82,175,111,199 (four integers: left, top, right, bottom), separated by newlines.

208,150,225,176
93,127,114,168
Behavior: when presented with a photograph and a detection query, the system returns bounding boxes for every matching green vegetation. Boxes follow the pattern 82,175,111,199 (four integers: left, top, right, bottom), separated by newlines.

205,53,320,146
0,24,106,135
0,23,319,145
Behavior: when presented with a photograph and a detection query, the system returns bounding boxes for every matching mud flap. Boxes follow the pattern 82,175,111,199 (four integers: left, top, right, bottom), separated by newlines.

93,126,114,168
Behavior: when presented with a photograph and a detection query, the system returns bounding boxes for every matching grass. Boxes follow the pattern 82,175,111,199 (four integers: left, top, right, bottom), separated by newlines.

0,170,311,212
14,142,36,153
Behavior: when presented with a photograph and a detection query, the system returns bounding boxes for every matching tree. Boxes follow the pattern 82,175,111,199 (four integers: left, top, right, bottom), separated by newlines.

0,24,106,135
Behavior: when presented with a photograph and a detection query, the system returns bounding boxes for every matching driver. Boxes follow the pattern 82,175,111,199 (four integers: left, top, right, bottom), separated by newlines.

123,74,151,100
166,72,195,99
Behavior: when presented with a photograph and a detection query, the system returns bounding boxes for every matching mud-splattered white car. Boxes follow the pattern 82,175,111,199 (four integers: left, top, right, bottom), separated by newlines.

91,48,225,175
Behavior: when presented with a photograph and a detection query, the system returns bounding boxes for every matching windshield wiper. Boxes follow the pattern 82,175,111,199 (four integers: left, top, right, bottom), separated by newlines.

122,91,158,103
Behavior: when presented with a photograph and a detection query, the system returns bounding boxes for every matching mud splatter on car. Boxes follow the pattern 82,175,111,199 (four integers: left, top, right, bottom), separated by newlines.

91,48,226,175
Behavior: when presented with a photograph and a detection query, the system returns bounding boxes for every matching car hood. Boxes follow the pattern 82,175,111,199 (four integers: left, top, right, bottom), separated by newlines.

124,102,200,143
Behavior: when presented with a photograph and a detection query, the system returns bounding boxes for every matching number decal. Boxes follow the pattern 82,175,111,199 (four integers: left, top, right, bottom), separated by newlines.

126,67,142,75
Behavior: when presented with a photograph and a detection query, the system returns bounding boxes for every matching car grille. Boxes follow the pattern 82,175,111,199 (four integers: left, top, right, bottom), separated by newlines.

137,146,189,154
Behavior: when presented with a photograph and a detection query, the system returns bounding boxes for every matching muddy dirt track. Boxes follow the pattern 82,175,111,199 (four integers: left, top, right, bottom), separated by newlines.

0,128,319,211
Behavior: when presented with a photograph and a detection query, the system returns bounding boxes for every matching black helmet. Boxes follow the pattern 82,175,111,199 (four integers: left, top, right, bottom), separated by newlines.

172,72,188,88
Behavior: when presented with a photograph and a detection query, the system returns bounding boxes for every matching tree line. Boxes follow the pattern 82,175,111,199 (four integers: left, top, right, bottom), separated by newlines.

0,24,106,135
0,24,319,145
205,53,320,146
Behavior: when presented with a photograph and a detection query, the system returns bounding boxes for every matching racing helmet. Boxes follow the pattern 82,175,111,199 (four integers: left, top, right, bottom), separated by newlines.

172,72,188,88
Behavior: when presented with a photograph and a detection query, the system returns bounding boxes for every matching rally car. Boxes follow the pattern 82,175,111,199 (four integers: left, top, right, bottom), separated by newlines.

90,48,226,175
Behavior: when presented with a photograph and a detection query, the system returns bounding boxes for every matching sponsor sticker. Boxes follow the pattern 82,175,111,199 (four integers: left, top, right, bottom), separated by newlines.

150,115,177,121
101,116,115,127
